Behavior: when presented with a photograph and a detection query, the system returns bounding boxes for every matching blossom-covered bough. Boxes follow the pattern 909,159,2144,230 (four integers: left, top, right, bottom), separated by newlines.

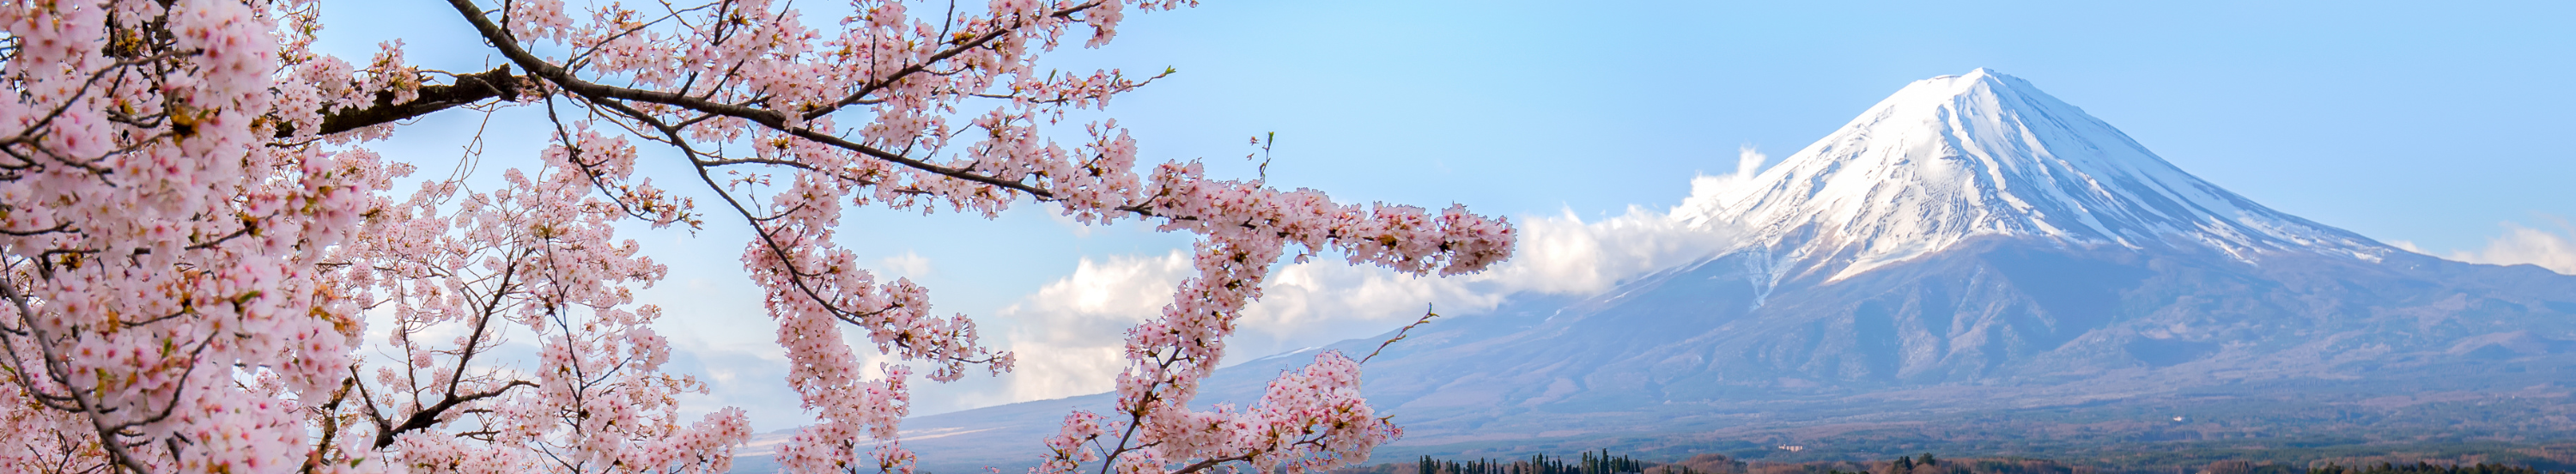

0,1,1515,473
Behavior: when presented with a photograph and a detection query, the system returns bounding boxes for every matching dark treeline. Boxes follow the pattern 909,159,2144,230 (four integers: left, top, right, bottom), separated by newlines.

2208,460,2560,474
1418,450,1648,474
2306,463,2550,474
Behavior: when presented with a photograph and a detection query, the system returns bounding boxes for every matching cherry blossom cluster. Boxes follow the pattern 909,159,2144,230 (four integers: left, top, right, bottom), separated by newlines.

316,137,751,474
0,0,744,472
1038,351,1396,474
0,0,384,471
0,0,1517,473
425,0,1515,471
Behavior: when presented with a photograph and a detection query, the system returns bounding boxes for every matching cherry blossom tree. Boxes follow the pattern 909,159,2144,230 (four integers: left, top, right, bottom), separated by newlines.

0,1,1516,473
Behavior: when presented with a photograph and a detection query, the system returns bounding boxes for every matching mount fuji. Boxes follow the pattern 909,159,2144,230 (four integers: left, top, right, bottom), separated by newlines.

1676,69,2387,283
860,70,2576,472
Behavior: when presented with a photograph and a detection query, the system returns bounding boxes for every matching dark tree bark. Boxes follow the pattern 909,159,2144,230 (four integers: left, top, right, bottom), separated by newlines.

276,65,541,138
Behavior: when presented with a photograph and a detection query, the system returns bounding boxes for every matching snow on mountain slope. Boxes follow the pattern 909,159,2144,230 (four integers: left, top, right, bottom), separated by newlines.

1680,69,2390,282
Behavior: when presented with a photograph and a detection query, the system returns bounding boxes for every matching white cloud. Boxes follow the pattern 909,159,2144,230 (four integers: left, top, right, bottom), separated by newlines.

2387,240,2426,253
976,149,1772,404
2425,218,2576,275
991,252,1194,402
878,251,933,279
1674,146,1771,227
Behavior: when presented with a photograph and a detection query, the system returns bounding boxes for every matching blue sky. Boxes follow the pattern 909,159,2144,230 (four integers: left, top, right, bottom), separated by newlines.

316,1,2575,428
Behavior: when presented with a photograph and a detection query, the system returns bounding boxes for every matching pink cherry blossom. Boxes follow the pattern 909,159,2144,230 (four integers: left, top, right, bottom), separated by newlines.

0,1,1515,473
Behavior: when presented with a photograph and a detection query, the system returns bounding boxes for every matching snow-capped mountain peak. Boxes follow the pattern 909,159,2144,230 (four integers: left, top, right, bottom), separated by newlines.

1697,69,2387,281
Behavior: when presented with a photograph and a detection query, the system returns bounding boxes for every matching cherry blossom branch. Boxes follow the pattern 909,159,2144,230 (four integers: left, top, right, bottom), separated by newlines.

540,95,698,228
272,65,543,138
369,380,538,449
0,280,161,474
1361,305,1440,364
801,0,1110,122
442,0,1067,199
0,50,198,150
578,90,978,362
0,2,1502,472
1170,453,1255,474
299,377,356,474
